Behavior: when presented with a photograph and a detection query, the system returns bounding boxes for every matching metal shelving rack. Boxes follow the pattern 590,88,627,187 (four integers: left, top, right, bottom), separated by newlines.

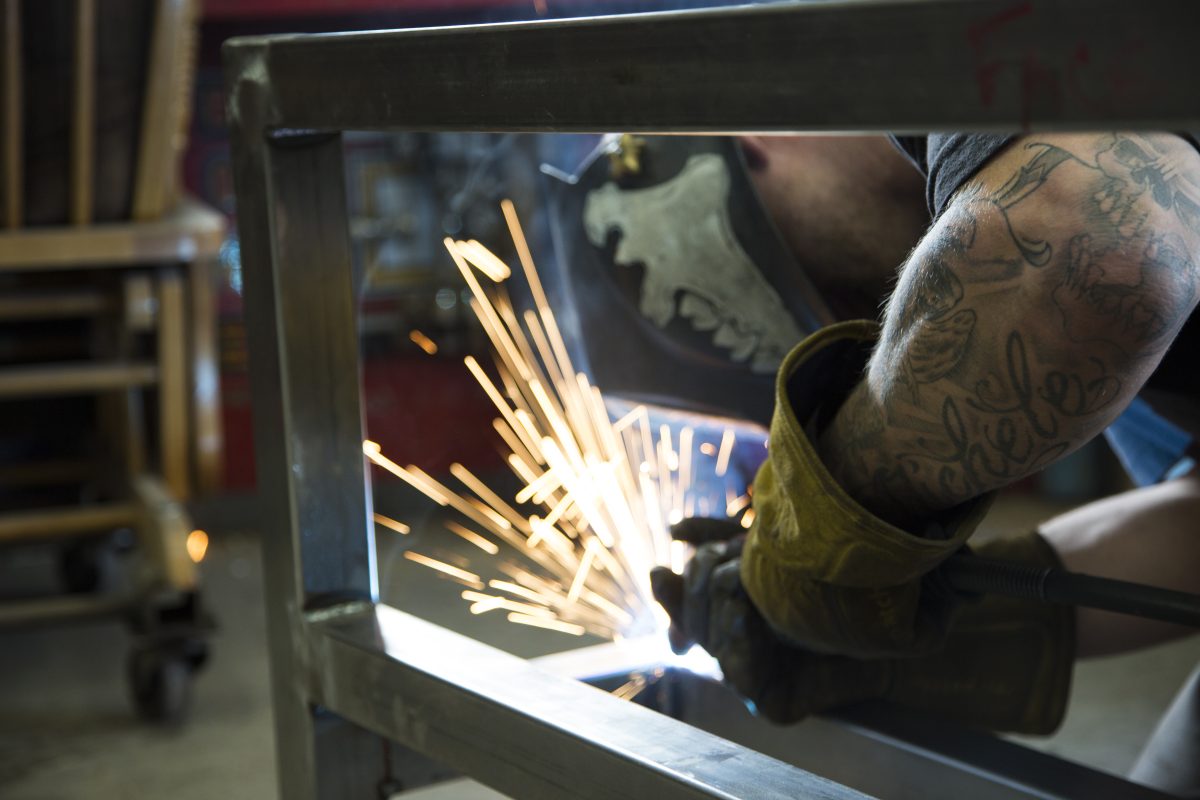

222,2,1200,798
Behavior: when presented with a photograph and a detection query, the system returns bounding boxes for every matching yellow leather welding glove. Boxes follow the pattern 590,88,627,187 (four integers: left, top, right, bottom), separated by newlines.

651,526,1074,735
740,320,992,657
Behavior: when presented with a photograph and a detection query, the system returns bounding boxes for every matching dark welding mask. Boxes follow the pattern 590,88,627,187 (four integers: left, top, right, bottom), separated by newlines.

543,135,834,426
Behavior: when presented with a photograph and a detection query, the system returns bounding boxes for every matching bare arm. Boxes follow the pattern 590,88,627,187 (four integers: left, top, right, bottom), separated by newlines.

1040,471,1200,657
819,133,1200,530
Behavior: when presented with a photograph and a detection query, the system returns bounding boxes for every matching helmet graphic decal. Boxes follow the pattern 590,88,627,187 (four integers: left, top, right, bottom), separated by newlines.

583,153,803,374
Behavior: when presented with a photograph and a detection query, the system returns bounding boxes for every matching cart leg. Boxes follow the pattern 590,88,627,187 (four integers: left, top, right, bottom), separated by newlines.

229,80,382,794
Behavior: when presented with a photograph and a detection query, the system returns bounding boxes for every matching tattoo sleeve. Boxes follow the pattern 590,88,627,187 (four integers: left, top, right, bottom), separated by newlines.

819,134,1200,531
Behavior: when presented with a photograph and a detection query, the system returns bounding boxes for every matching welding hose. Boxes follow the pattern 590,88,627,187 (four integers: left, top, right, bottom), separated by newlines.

941,552,1200,629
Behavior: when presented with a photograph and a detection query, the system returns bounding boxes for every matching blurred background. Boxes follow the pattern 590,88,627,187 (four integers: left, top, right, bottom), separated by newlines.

0,2,1197,799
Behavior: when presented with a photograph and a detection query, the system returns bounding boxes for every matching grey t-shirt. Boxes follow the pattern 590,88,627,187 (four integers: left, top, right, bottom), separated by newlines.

890,134,1014,217
890,133,1200,217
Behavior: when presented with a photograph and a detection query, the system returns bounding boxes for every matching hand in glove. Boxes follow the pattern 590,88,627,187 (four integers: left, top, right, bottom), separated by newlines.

650,519,888,722
651,518,1074,734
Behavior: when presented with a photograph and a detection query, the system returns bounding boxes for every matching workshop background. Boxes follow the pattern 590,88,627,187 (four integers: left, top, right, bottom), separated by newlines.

1,1,1198,799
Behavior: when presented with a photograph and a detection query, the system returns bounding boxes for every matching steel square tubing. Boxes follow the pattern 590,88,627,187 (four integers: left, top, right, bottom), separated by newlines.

224,2,1198,797
226,0,1199,135
536,639,1177,800
312,604,868,800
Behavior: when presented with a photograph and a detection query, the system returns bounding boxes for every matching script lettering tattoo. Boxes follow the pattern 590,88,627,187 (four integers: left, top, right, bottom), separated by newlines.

821,134,1200,529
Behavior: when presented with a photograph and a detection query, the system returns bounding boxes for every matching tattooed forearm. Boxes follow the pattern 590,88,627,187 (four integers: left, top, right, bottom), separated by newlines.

819,133,1200,531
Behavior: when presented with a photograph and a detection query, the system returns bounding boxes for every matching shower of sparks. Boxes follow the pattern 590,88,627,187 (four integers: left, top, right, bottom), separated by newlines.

366,199,754,640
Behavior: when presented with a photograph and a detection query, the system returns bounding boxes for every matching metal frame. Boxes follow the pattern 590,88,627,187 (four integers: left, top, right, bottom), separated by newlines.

223,2,1200,798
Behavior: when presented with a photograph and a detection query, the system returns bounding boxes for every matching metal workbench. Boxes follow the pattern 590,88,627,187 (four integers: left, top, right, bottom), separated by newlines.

222,2,1200,797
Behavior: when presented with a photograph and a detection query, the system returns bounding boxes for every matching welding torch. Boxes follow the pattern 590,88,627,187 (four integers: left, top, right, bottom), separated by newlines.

942,551,1200,629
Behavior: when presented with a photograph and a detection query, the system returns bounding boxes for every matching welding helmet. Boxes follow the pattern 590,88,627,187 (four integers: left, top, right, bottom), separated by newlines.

543,135,834,426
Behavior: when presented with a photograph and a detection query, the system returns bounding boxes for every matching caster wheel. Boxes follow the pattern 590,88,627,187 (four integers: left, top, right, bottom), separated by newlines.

60,540,119,594
128,647,192,725
181,637,210,672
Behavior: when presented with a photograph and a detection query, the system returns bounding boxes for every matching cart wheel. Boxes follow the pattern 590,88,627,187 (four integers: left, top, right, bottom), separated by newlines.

60,540,119,594
128,647,192,725
181,636,211,672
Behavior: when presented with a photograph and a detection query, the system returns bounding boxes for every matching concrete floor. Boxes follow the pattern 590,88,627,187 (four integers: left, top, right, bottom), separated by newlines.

0,534,276,800
1,492,1198,799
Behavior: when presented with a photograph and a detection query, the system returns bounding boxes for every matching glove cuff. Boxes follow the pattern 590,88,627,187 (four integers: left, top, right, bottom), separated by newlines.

745,320,991,591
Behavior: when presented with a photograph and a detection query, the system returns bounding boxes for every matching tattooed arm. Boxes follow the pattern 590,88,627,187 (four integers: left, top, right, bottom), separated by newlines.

819,133,1200,531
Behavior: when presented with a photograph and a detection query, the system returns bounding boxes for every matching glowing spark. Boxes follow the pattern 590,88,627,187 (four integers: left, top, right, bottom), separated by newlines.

515,466,561,505
612,673,649,701
186,529,209,563
677,425,694,519
699,442,716,456
507,453,540,487
726,493,751,517
715,429,735,477
405,551,483,587
488,579,547,604
409,329,438,355
740,508,756,529
507,612,585,636
501,199,540,301
364,444,451,506
455,239,512,282
468,498,514,532
670,539,688,574
447,239,529,381
567,540,598,604
403,462,512,535
582,589,634,627
446,521,498,555
462,591,555,618
660,425,677,471
373,513,410,535
466,356,542,461
494,418,538,469
612,407,642,433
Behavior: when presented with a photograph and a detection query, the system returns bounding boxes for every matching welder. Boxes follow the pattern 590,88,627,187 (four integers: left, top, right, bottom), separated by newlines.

550,132,1200,795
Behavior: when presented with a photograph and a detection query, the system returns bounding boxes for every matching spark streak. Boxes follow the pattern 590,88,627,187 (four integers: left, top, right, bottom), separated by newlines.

446,521,499,554
373,513,410,535
409,329,439,355
507,613,585,636
715,429,736,477
405,551,483,589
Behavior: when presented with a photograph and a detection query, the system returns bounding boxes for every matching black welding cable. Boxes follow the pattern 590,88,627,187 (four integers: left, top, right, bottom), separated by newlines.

941,553,1200,629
